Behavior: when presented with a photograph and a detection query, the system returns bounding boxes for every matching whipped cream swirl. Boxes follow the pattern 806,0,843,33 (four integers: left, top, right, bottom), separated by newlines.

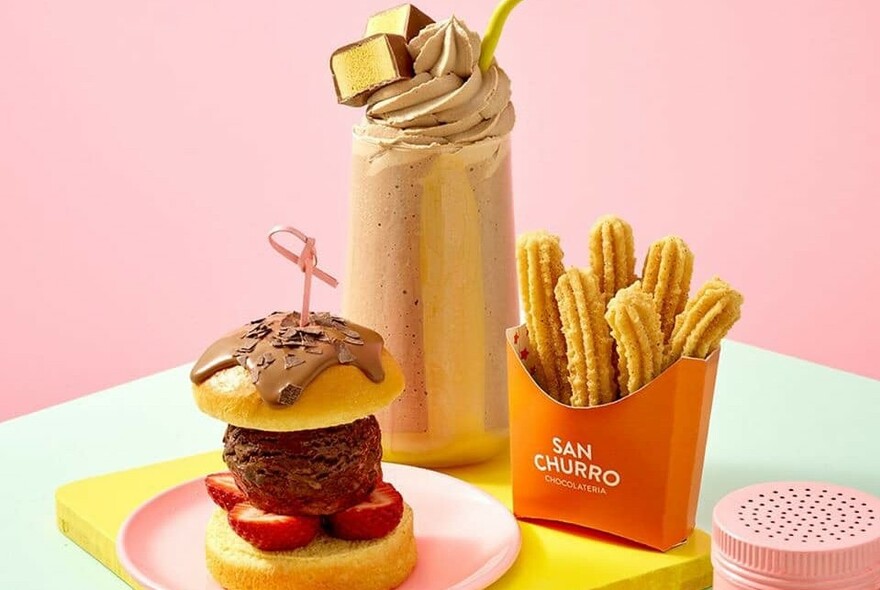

355,17,514,147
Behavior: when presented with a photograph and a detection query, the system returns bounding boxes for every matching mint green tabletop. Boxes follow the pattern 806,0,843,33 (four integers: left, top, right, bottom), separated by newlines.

0,340,877,588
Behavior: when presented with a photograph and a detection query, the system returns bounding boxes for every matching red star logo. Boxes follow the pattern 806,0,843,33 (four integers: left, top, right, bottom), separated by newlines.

513,332,520,344
519,348,529,361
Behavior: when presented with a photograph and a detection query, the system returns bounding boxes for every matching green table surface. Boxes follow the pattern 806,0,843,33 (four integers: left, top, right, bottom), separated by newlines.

0,340,878,588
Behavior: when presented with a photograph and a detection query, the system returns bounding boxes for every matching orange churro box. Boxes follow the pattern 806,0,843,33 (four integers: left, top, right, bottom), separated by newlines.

506,324,719,551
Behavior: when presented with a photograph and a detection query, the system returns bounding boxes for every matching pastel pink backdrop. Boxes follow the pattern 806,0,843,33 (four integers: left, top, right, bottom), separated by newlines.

1,1,878,421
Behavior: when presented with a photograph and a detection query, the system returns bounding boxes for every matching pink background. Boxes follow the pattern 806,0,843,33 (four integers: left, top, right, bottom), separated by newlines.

1,1,878,421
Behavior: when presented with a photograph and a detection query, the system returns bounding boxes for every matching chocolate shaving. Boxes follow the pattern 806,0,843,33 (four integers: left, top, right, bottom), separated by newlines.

243,322,271,340
337,342,356,364
272,330,292,342
271,328,317,348
338,326,361,339
235,340,258,354
305,347,322,355
344,336,364,346
278,384,303,406
249,365,262,384
284,354,304,369
312,312,334,327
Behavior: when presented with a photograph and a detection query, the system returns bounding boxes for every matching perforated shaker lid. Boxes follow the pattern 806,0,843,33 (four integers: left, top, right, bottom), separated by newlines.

713,482,880,584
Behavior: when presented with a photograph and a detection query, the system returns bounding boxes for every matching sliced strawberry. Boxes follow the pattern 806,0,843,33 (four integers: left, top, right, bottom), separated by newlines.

227,503,320,551
327,481,404,541
205,472,247,511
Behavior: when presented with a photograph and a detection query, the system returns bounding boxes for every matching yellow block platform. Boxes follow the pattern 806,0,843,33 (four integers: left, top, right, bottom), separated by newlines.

56,451,712,589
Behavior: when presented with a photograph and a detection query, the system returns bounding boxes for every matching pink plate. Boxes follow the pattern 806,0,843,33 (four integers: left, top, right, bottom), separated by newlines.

117,462,521,590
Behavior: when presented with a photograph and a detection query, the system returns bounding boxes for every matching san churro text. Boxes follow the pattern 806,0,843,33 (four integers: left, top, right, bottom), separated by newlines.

533,436,621,489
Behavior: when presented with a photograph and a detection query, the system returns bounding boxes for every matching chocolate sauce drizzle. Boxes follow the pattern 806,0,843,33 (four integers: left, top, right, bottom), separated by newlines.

190,312,385,406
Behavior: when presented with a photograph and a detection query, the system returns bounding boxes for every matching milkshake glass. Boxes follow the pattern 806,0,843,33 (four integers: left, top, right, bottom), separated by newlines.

343,17,517,467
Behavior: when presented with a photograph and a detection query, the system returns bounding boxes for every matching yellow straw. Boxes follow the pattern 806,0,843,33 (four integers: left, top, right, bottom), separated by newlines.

479,0,524,72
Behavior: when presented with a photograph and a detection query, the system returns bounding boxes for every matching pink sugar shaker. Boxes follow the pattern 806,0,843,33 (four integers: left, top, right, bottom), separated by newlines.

713,482,880,589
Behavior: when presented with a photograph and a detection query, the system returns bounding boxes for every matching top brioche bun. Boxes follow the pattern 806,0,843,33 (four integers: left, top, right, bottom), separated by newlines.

192,349,404,432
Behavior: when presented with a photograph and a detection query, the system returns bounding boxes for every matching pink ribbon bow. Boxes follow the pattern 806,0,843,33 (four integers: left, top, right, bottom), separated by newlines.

268,225,339,327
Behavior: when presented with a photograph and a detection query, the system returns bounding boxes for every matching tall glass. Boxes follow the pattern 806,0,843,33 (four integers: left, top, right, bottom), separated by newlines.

344,134,517,467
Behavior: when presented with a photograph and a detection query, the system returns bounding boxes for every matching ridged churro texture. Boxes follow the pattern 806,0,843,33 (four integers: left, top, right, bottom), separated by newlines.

516,231,571,403
515,217,743,407
669,277,743,363
589,216,637,301
555,268,616,407
641,236,695,341
605,282,665,396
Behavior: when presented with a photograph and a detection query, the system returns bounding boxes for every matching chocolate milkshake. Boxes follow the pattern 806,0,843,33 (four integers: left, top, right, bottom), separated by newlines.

343,17,517,466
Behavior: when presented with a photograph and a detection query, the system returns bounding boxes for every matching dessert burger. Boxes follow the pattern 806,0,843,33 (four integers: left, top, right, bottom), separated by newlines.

190,309,415,590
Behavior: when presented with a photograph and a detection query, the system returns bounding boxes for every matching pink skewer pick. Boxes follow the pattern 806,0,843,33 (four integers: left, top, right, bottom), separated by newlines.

267,225,339,327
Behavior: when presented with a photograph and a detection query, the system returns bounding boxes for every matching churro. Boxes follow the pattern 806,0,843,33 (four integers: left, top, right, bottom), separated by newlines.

641,236,694,340
516,231,571,403
589,215,636,301
555,268,616,407
605,282,664,396
668,277,743,363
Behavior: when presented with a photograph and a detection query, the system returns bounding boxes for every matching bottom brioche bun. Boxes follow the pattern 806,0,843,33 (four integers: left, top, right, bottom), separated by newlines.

205,504,416,590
